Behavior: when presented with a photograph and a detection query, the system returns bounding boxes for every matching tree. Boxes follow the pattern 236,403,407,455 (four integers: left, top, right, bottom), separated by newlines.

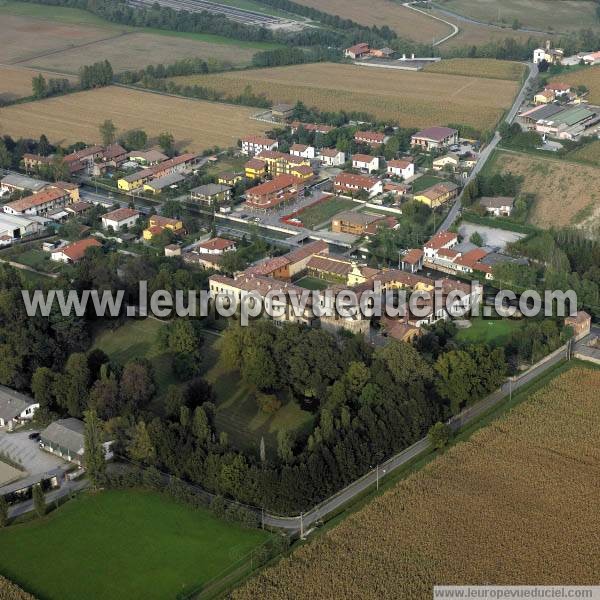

0,495,8,527
88,377,120,420
31,367,57,413
192,406,210,443
99,119,117,146
277,429,293,464
84,408,106,488
122,129,147,150
32,74,48,99
56,353,90,417
470,231,484,246
120,361,155,410
128,421,155,463
428,421,452,450
32,484,46,518
0,141,11,169
158,131,175,156
259,435,266,464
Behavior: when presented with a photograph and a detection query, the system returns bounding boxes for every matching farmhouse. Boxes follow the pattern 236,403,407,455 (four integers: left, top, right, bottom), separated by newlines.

190,183,232,204
344,43,370,59
22,153,52,173
0,386,38,430
334,173,383,198
51,237,102,263
432,153,459,171
143,172,185,194
331,211,386,236
413,181,458,208
534,89,555,105
271,103,295,123
564,310,592,340
290,122,334,135
143,215,185,240
544,82,572,96
245,175,302,210
533,41,564,65
96,143,128,173
423,231,458,259
386,159,414,179
354,131,388,147
1,174,48,194
352,154,380,173
411,127,459,151
39,418,113,466
479,196,514,216
290,144,315,159
319,148,346,167
4,187,69,217
101,207,140,230
240,135,278,156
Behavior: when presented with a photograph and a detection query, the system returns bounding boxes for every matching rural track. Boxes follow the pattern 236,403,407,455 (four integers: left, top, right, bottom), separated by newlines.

402,2,458,46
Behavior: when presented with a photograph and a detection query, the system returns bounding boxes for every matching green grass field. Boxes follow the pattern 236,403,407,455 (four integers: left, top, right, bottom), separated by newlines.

294,276,330,290
92,319,176,393
297,197,356,230
456,317,524,346
411,174,448,193
201,335,314,457
0,489,270,600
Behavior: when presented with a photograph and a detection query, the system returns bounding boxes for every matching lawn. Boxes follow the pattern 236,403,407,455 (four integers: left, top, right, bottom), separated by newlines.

455,317,524,346
294,275,330,290
295,196,356,229
202,335,314,457
411,174,448,193
1,247,66,275
92,318,176,393
0,489,271,600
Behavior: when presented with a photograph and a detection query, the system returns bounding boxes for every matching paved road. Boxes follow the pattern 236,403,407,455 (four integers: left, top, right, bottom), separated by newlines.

263,342,569,533
437,61,538,233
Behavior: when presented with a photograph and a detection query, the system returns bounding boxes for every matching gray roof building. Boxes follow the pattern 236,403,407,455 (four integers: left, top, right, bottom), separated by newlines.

0,386,38,424
145,172,185,192
40,418,85,458
1,174,49,193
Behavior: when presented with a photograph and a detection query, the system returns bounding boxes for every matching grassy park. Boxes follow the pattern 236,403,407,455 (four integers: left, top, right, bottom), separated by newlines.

456,317,524,347
0,489,271,600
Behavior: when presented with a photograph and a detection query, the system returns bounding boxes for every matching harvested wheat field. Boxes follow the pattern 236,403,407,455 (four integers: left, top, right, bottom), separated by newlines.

294,0,451,42
0,65,77,103
490,150,600,231
0,86,267,152
550,66,600,104
170,63,518,132
233,367,600,600
424,58,525,81
22,31,262,74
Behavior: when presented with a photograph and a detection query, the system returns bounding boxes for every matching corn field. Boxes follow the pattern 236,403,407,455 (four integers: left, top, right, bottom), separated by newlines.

424,58,525,81
232,368,600,600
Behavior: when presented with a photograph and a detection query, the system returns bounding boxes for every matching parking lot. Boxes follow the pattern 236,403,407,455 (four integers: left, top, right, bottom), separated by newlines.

0,429,64,477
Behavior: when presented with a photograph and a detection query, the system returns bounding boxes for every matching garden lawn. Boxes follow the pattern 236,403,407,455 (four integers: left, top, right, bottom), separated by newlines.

0,489,271,600
294,276,330,290
297,196,356,229
410,174,448,193
456,317,524,346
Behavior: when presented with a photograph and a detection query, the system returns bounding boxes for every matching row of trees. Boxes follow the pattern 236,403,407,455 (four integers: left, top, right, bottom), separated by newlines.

31,74,71,100
79,60,114,89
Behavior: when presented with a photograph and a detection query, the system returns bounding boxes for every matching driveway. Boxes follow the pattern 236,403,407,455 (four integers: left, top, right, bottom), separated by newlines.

458,223,526,249
0,429,64,476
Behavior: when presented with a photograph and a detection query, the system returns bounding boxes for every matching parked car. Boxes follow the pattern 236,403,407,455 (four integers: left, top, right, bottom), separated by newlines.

28,431,40,440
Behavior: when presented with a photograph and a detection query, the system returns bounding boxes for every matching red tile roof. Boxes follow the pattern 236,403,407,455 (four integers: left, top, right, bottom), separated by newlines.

402,249,424,264
334,172,379,189
54,238,102,261
355,131,385,143
387,159,413,169
245,158,267,170
198,237,235,252
424,231,458,250
103,207,140,222
246,175,298,197
241,135,277,146
352,154,377,164
5,187,66,212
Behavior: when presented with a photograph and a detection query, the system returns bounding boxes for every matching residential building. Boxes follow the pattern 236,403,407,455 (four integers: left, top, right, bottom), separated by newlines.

65,201,92,216
64,145,104,175
318,148,346,167
51,237,102,263
413,181,458,208
386,159,414,179
423,231,458,259
289,164,314,182
196,237,236,254
164,244,182,257
240,135,278,156
151,153,200,178
51,181,80,202
344,42,370,59
1,174,48,194
143,172,185,194
432,153,460,171
534,89,555,104
544,82,571,96
411,127,459,151
334,173,383,198
218,172,243,186
101,207,140,230
22,153,52,173
4,187,69,216
290,144,316,159
95,143,128,174
190,183,232,204
564,311,592,340
255,150,312,178
400,248,424,273
0,386,39,429
354,131,388,147
244,158,267,180
127,150,169,165
479,196,515,216
352,154,380,173
118,168,154,191
533,41,564,65
290,122,333,135
245,175,302,210
331,211,386,236
271,103,295,123
39,418,113,466
143,215,185,240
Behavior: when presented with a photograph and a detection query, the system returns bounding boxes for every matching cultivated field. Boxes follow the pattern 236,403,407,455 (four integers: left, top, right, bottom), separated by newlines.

424,58,525,80
0,86,268,152
438,0,600,32
489,150,600,231
0,65,77,103
22,32,261,74
293,0,451,42
0,489,271,600
171,63,519,132
233,367,600,599
569,139,600,166
550,66,600,104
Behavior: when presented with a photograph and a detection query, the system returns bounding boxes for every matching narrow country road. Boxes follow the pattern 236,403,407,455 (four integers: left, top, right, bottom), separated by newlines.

437,61,538,232
402,2,459,46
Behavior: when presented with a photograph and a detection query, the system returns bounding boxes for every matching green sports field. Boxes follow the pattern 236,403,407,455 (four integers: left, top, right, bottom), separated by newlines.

0,489,270,600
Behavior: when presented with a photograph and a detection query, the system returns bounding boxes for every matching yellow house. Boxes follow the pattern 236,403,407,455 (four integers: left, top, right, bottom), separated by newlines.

218,172,243,186
414,182,459,209
432,154,459,172
51,182,80,202
244,158,267,181
118,168,153,192
289,164,313,182
143,215,185,240
534,89,555,105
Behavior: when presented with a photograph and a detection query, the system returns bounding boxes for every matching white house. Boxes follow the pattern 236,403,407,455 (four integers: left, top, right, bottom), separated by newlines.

0,386,39,430
386,159,414,180
290,144,315,159
479,196,514,217
318,148,346,167
51,237,102,264
101,207,140,230
432,153,460,172
352,154,380,173
196,237,236,255
240,135,278,156
334,173,383,198
423,231,458,260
